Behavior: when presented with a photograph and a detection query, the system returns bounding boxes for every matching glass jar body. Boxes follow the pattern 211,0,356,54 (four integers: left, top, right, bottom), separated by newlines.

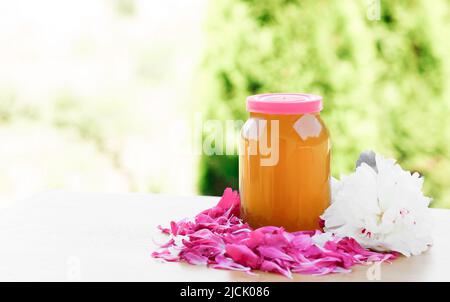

239,112,331,231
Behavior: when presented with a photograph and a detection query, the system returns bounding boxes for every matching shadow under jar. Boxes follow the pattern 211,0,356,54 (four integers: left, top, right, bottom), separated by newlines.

239,93,331,232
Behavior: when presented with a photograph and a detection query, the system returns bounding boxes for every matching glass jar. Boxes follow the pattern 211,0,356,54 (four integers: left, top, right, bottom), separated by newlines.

239,93,330,231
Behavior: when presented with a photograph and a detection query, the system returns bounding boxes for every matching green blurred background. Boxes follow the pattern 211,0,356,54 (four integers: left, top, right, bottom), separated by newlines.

198,0,450,208
0,0,449,208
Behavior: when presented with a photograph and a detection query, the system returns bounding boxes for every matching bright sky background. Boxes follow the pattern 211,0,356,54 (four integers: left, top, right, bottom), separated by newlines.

0,0,208,203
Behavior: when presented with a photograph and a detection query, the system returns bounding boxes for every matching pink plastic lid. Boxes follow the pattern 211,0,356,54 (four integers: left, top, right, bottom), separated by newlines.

246,93,323,114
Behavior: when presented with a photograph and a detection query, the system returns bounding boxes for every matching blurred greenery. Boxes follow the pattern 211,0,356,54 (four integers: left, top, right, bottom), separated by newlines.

198,0,450,208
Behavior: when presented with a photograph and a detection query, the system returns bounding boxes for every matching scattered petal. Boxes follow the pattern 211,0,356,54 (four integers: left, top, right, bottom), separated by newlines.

226,244,260,269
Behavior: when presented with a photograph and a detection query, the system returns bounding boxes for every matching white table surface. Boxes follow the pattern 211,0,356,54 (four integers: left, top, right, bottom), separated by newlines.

0,191,449,282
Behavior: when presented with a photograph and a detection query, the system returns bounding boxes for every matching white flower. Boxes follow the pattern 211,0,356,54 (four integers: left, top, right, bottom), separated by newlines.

321,151,433,257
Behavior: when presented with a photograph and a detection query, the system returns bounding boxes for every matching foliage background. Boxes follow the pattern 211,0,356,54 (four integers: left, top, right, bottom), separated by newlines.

198,0,450,208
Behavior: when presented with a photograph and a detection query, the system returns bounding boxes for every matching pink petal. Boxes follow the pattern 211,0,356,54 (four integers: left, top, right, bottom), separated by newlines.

210,254,251,272
257,246,294,262
290,234,313,250
159,238,175,248
225,244,260,269
260,260,292,279
151,250,179,262
157,225,170,234
195,213,215,224
181,251,209,265
217,188,240,216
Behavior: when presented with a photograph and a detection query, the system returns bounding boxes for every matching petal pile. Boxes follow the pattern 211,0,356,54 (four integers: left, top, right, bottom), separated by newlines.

152,188,397,278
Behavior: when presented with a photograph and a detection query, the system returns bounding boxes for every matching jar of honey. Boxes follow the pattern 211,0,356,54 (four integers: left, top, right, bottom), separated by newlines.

239,93,330,231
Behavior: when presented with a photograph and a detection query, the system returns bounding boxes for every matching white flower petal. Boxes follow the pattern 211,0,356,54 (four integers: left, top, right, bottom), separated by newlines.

322,152,433,256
